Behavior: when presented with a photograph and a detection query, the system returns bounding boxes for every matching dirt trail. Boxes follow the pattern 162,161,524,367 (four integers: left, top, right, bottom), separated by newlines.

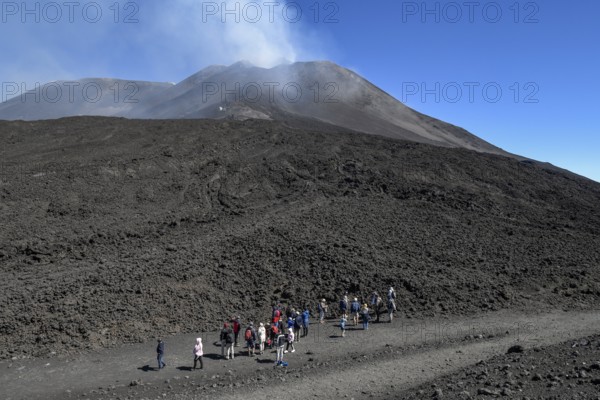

205,310,600,400
1,309,599,400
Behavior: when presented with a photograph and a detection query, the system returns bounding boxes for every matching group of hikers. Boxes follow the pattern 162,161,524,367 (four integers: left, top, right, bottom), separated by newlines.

156,287,397,369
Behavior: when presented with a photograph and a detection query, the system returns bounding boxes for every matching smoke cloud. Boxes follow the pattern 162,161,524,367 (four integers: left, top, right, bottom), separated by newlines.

0,0,332,103
141,0,314,73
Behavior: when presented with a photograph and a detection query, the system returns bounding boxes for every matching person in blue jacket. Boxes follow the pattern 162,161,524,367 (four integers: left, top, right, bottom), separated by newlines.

301,307,310,337
340,313,348,337
294,312,303,342
156,339,166,369
339,294,348,315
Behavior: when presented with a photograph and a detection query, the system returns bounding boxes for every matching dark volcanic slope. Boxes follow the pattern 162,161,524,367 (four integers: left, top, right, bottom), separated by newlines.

138,61,507,155
1,117,599,359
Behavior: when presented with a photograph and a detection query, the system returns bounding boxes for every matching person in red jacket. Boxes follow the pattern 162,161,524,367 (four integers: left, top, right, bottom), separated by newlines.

232,316,241,347
272,305,281,325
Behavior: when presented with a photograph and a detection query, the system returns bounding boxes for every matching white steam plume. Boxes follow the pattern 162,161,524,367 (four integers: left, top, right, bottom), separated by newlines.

154,0,304,69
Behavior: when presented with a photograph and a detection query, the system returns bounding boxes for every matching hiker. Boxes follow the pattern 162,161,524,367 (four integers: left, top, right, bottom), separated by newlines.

270,323,279,349
278,318,286,340
272,304,282,325
285,304,293,320
245,323,257,357
220,323,229,358
339,295,348,316
370,291,383,323
294,312,303,342
287,316,294,331
350,298,361,326
258,322,267,354
387,298,395,323
275,330,286,366
223,323,235,359
318,299,328,323
232,316,241,347
387,287,396,309
193,337,203,370
301,307,310,337
361,304,370,330
284,327,295,353
340,313,348,337
156,339,166,369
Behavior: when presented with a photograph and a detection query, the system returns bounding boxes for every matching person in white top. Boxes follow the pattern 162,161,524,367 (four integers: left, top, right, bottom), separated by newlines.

284,327,295,353
257,322,267,355
193,337,203,370
387,287,397,311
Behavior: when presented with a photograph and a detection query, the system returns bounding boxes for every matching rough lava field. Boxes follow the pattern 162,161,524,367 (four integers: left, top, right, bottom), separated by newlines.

1,116,600,366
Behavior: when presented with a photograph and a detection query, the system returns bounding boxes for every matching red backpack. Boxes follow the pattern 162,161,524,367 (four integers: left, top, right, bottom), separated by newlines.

244,328,253,341
273,309,281,323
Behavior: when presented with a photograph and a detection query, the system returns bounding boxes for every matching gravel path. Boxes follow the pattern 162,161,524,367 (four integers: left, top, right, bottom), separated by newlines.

2,309,598,399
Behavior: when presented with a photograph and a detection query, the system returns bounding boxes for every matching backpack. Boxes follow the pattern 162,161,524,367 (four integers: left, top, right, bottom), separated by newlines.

245,328,252,341
295,315,302,329
339,300,347,310
226,330,234,344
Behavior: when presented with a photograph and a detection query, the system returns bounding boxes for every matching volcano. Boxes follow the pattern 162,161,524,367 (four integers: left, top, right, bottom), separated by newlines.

1,62,600,385
0,61,506,155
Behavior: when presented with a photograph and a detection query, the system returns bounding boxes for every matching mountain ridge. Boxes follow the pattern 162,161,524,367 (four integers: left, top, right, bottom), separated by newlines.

1,61,507,156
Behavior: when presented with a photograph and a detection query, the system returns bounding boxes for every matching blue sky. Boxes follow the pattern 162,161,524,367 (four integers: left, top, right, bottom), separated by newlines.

0,0,598,181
